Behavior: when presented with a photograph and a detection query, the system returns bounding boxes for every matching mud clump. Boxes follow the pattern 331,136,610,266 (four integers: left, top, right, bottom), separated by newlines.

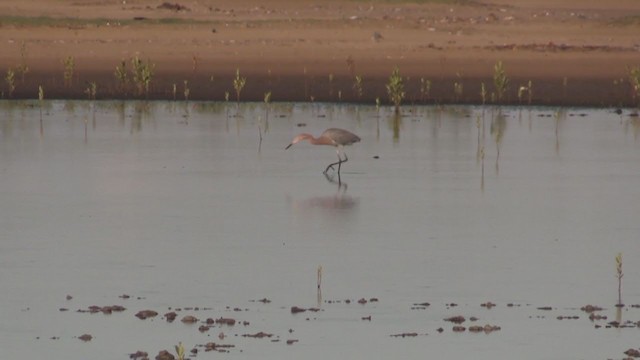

411,302,430,310
624,348,640,357
481,302,496,309
580,305,604,313
78,334,92,342
135,310,158,320
243,332,273,338
203,342,235,353
154,350,175,360
390,332,418,337
78,305,126,314
164,311,177,322
444,316,465,324
181,315,198,323
215,317,236,326
291,306,306,314
129,350,148,360
469,324,501,333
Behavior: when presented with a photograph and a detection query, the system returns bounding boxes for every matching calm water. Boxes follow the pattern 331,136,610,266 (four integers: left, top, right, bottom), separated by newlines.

1,101,639,359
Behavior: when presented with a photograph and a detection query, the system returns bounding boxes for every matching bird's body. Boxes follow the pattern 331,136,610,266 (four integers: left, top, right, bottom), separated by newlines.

286,128,360,174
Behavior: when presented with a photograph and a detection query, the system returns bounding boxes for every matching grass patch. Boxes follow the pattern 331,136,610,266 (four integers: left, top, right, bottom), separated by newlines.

608,15,640,26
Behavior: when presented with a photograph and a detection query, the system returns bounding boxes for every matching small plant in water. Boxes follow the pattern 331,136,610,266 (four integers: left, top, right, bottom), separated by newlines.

63,56,74,87
353,75,363,99
84,81,97,100
493,60,509,102
233,68,246,102
453,72,464,102
114,59,128,94
628,66,640,105
131,56,154,98
175,342,185,360
38,85,44,116
420,77,431,103
616,253,624,307
518,80,533,105
480,82,487,105
183,80,190,101
5,68,16,98
386,66,405,114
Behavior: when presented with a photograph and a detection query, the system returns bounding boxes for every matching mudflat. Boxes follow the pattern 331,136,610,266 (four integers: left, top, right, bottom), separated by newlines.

1,0,639,106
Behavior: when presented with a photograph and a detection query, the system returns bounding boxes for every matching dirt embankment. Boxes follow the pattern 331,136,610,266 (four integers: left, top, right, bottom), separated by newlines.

1,0,639,107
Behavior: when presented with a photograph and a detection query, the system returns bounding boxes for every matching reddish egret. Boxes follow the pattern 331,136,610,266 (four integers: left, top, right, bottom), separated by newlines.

285,128,361,174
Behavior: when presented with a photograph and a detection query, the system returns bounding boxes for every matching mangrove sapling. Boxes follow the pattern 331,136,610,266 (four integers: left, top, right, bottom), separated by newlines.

453,73,464,102
420,77,431,103
183,80,190,101
175,342,185,360
84,81,97,100
115,59,128,95
628,66,640,105
616,253,624,307
493,60,509,103
480,82,487,105
233,68,246,102
386,66,405,114
518,81,533,105
5,68,15,98
63,56,74,87
131,56,154,98
38,85,44,135
263,91,271,121
353,75,363,99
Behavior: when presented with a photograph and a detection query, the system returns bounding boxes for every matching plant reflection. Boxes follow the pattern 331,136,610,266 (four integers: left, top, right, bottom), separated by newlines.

490,108,506,175
389,111,401,143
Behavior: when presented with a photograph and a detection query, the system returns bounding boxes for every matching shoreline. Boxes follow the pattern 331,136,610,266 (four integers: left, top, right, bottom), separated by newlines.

1,1,639,107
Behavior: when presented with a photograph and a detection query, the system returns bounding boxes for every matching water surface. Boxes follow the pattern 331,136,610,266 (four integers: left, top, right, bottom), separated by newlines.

1,101,639,359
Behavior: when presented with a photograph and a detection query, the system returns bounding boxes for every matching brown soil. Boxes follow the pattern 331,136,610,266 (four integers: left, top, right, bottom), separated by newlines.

1,0,639,106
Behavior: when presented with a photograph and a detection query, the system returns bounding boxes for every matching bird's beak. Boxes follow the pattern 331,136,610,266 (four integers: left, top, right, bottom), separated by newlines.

285,143,293,150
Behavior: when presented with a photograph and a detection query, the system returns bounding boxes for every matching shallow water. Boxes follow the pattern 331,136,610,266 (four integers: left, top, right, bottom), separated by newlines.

1,101,640,359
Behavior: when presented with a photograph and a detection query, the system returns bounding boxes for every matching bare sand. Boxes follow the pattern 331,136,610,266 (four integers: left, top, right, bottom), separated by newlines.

1,0,639,106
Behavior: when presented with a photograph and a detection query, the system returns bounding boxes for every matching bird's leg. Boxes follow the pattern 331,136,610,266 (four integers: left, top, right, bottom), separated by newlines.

324,149,343,174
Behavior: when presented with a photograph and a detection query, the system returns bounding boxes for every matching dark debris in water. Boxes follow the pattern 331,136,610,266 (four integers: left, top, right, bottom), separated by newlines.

444,316,466,324
390,332,421,337
77,305,126,314
129,350,148,360
77,334,92,342
135,310,158,320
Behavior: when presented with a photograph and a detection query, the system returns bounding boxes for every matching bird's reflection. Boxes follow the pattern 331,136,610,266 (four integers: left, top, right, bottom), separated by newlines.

323,171,348,190
293,174,359,211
